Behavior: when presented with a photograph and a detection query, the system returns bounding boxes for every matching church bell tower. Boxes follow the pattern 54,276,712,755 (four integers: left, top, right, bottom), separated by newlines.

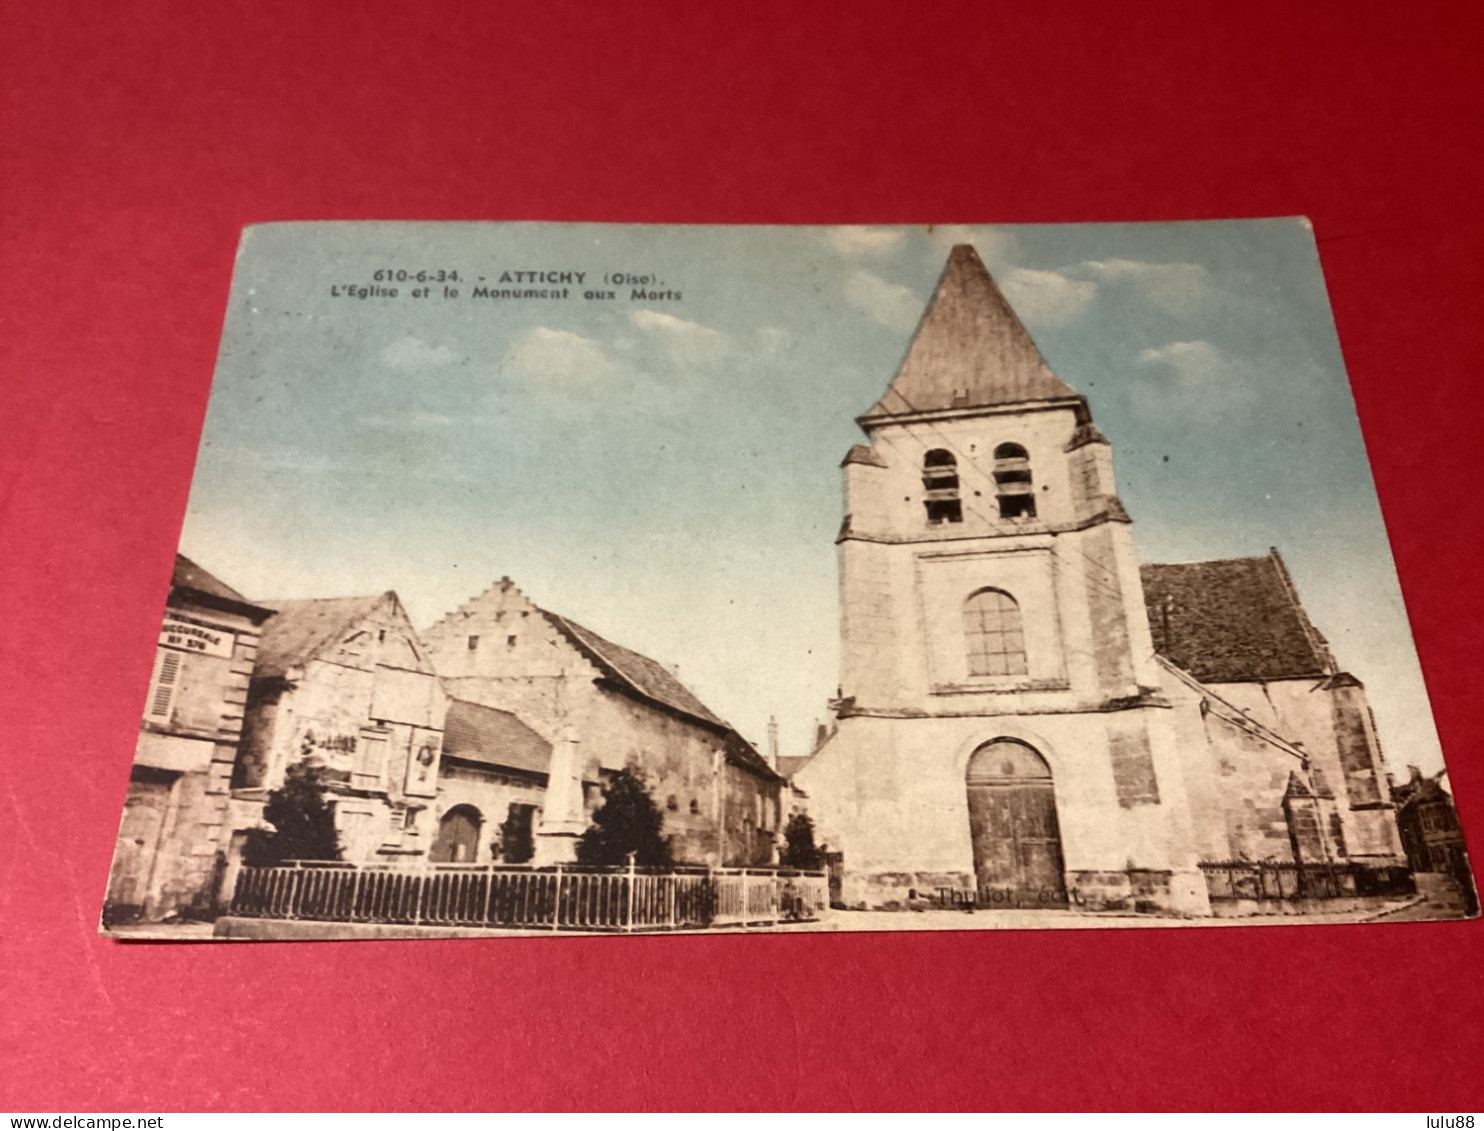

796,244,1209,915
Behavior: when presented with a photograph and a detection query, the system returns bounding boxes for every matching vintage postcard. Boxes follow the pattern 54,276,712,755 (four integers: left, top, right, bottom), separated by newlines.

101,220,1475,940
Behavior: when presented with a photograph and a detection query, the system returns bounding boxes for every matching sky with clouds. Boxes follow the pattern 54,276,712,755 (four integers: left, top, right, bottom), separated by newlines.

179,219,1446,774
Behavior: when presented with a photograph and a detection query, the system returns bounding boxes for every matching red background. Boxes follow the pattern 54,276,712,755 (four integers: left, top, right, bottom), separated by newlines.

3,0,1482,1112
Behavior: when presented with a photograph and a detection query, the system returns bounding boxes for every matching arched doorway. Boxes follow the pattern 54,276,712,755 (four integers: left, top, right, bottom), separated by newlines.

966,739,1067,907
430,805,482,863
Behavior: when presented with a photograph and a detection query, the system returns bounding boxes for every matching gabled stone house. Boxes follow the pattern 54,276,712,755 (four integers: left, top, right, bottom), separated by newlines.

423,579,785,866
226,591,447,867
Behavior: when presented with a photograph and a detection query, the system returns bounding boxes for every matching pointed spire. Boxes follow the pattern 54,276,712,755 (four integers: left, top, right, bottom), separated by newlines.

862,244,1080,421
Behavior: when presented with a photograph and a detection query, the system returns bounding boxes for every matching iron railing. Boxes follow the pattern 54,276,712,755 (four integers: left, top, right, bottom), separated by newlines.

229,861,829,932
1199,860,1414,902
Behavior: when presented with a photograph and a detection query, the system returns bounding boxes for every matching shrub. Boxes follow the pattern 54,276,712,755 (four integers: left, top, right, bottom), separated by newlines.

780,812,822,870
575,767,672,867
242,761,341,867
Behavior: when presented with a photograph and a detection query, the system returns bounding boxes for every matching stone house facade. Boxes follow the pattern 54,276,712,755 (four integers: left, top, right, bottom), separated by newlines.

103,556,273,924
423,579,784,866
226,591,448,870
795,244,1405,914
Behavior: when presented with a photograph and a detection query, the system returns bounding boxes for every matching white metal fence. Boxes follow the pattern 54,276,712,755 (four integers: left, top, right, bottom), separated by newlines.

229,860,829,932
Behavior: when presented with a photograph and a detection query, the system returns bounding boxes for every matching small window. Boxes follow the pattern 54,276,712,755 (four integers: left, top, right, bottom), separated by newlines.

403,808,419,830
666,794,679,811
922,449,962,525
963,588,1028,677
689,798,700,815
507,635,517,648
993,442,1036,519
147,649,182,721
467,635,480,651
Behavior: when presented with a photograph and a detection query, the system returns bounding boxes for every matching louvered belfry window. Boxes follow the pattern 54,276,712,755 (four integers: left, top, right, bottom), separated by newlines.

993,442,1036,519
963,588,1028,677
922,449,963,524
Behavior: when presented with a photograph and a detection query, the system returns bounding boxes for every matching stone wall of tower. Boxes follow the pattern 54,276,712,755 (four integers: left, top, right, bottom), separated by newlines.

798,708,1209,913
804,394,1212,914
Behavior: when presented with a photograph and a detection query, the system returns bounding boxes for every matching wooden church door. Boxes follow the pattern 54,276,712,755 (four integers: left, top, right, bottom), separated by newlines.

966,740,1068,908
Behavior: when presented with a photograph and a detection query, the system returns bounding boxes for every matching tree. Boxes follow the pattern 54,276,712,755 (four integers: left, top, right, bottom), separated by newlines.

242,761,342,867
576,767,672,867
498,804,535,864
780,812,822,870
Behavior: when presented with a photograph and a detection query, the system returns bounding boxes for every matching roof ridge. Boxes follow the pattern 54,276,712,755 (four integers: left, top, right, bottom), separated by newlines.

538,607,729,731
1265,549,1335,675
251,592,394,678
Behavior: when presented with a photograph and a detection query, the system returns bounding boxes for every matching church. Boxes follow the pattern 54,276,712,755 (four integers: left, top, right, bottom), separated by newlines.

794,244,1406,916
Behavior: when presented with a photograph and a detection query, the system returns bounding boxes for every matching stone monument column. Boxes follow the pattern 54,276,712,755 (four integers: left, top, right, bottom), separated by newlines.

535,723,586,864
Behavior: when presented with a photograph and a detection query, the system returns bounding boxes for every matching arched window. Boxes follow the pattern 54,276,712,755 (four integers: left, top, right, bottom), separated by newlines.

963,588,1027,677
993,442,1036,519
922,449,962,525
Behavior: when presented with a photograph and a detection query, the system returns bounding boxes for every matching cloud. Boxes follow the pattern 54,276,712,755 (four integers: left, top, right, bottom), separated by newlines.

844,269,922,330
974,257,1211,329
1134,340,1262,412
1133,336,1228,385
823,226,905,256
499,326,626,399
1076,258,1210,314
999,267,1098,327
629,308,731,369
380,335,459,370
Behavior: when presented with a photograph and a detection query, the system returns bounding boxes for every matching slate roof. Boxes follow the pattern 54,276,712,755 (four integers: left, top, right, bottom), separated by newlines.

172,554,251,603
250,594,389,679
1141,551,1335,684
441,698,551,777
170,555,274,622
541,611,729,730
861,244,1081,421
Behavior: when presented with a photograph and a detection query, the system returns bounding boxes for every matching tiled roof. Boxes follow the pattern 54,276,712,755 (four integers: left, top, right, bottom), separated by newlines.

540,609,783,783
172,554,252,605
723,731,784,783
541,611,729,730
1141,551,1335,684
441,698,551,777
862,244,1080,421
251,594,389,679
